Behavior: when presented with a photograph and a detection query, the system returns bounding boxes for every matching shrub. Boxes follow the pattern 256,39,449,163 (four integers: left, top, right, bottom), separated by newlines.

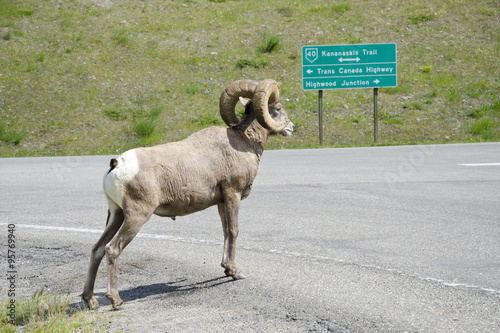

103,107,127,121
403,101,424,110
420,65,432,73
409,13,435,24
114,29,130,45
258,34,282,54
134,118,156,138
471,118,497,138
190,112,224,126
186,84,200,95
150,106,163,119
332,4,350,13
0,122,27,145
236,58,268,69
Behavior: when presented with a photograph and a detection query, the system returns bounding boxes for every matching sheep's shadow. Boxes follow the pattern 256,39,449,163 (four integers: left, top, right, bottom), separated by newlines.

71,276,232,309
116,276,232,303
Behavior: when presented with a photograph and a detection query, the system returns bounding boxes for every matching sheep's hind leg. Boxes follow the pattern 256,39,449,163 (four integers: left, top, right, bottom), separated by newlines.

104,209,152,309
82,207,124,309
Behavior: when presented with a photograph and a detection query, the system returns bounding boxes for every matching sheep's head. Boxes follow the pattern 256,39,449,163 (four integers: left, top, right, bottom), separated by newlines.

219,79,293,137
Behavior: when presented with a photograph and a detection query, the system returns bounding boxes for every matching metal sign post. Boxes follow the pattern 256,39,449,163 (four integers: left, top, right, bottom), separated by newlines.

374,88,379,143
302,43,397,144
318,90,323,145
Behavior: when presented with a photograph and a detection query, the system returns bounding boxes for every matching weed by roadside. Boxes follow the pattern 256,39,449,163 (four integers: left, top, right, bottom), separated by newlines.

409,13,435,24
0,289,109,332
0,121,27,145
236,58,269,69
258,33,282,54
466,101,500,140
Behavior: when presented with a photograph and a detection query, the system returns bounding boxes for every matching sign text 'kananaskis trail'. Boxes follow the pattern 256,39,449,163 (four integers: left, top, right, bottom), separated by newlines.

302,43,397,90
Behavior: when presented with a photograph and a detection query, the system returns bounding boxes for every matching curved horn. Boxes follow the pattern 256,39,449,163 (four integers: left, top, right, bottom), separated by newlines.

219,80,259,126
253,79,289,132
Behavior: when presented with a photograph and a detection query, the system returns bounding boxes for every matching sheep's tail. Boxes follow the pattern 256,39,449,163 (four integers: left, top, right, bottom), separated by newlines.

108,158,118,173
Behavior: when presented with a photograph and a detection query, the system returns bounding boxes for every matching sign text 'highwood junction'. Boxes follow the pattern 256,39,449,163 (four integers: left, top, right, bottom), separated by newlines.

302,43,397,90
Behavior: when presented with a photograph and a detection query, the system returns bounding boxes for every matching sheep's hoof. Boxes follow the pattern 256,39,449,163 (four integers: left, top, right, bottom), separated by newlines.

105,293,124,309
222,264,246,280
232,273,246,280
83,296,99,310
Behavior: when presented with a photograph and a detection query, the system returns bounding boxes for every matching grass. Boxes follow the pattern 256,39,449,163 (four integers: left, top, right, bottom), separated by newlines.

409,13,435,24
258,33,282,54
0,121,27,145
190,111,224,127
332,4,351,13
0,289,109,332
134,118,156,138
0,0,499,156
236,58,269,69
471,118,497,139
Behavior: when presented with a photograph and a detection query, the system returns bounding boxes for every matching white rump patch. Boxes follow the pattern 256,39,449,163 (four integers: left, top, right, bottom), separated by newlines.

103,149,140,208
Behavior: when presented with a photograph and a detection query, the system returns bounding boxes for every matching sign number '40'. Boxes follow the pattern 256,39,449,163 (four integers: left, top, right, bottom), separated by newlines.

305,48,318,63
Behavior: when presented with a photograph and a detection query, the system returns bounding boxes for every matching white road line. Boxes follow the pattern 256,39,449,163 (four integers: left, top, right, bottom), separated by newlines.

2,223,499,296
0,223,222,246
458,162,500,166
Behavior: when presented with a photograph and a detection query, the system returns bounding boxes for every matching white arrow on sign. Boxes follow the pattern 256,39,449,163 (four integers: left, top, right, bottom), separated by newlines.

306,69,313,74
374,79,380,84
339,57,360,63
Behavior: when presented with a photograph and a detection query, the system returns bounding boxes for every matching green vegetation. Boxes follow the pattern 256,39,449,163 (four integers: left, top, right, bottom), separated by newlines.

258,33,282,54
471,118,497,139
0,289,109,332
236,58,269,69
0,0,498,156
332,4,351,13
409,13,435,24
0,121,27,145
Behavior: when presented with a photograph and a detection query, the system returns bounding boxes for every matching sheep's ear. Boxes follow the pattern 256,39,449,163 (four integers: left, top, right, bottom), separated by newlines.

239,96,250,107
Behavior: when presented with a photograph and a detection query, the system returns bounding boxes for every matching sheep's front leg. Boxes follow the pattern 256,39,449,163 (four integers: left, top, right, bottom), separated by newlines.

218,203,230,271
218,193,246,280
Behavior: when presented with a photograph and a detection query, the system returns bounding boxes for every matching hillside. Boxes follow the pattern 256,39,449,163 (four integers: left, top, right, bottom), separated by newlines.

0,0,498,157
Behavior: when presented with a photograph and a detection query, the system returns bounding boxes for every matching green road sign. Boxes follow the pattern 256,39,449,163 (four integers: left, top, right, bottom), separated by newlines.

302,43,397,90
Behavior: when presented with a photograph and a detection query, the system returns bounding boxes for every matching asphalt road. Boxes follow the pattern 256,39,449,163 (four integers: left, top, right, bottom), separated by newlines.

1,143,499,332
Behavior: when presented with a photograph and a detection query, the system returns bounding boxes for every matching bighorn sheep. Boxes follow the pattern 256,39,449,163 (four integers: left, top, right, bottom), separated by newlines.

81,79,293,309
